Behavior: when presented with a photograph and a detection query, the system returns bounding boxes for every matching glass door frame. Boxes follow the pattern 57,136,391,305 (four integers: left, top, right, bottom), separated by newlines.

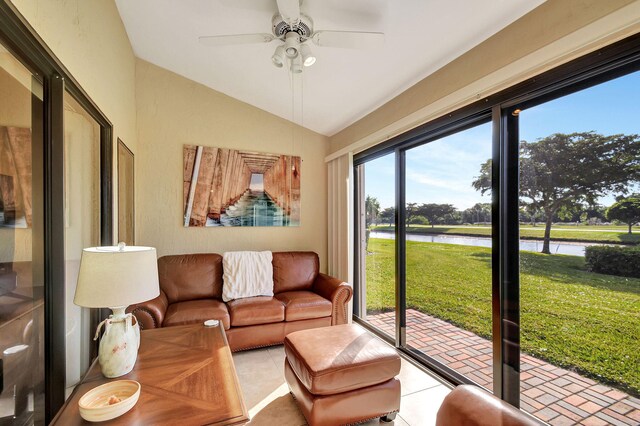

353,32,640,408
0,2,114,422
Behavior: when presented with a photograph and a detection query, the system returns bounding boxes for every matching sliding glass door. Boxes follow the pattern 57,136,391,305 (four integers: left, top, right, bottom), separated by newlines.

1,3,114,421
514,71,640,424
355,152,396,339
0,41,45,425
403,122,494,389
353,34,640,425
63,92,101,397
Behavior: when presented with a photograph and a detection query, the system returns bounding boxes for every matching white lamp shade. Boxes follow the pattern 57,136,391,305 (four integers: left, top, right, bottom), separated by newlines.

74,246,160,308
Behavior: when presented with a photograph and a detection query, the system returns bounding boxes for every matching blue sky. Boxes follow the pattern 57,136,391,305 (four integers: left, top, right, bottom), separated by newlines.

366,71,640,210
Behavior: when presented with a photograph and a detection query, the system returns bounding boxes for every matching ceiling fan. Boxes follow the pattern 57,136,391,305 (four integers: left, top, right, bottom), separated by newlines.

198,0,384,73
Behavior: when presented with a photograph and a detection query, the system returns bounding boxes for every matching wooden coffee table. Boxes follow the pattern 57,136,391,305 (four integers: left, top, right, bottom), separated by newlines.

51,323,248,425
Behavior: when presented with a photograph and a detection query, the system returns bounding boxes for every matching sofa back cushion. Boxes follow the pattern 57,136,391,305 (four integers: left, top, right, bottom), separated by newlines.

272,252,319,294
158,254,223,304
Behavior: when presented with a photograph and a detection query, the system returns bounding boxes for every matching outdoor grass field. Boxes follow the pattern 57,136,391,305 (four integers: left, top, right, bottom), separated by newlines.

371,224,640,244
364,237,640,395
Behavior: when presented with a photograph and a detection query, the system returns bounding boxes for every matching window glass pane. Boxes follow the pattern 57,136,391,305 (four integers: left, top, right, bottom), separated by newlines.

404,122,493,388
0,43,45,424
63,92,100,397
518,71,640,423
357,153,396,338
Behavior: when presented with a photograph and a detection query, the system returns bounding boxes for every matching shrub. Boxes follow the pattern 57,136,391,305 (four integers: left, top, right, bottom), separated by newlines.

585,245,640,278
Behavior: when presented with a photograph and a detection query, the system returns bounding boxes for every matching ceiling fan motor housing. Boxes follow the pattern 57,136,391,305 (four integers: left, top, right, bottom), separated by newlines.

272,14,313,42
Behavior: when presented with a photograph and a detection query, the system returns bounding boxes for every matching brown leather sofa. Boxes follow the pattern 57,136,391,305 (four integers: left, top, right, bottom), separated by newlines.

436,385,542,426
127,251,352,352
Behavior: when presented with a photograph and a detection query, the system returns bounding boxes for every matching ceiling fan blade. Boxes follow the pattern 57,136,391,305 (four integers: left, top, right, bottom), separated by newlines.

198,33,275,46
276,0,300,25
312,31,385,49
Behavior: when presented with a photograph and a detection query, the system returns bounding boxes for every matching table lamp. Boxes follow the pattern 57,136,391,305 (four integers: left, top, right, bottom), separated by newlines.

74,243,159,378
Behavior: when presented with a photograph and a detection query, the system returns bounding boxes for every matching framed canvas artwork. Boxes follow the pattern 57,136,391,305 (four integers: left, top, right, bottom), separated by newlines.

118,139,135,244
183,145,300,227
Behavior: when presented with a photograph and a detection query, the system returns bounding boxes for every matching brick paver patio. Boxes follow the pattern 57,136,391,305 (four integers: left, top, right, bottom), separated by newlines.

367,309,640,425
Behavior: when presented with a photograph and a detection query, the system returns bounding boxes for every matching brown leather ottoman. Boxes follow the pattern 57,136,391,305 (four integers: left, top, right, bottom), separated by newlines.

284,324,401,426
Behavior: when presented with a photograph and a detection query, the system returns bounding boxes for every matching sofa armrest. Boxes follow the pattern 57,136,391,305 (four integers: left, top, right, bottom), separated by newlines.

312,273,353,325
127,290,168,330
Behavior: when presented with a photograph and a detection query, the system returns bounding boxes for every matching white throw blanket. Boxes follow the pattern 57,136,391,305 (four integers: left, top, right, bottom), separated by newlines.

222,251,274,302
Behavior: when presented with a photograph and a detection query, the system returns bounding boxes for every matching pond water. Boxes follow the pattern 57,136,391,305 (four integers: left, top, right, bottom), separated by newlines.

369,231,611,257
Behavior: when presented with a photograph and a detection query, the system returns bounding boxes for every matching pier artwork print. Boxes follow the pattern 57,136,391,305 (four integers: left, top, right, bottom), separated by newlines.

183,144,301,227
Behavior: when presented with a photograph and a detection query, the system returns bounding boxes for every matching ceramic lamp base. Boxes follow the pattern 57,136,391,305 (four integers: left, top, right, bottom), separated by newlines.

97,307,140,378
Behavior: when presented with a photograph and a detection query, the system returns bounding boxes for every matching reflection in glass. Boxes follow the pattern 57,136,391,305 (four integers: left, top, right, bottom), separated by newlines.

63,92,100,397
0,43,45,424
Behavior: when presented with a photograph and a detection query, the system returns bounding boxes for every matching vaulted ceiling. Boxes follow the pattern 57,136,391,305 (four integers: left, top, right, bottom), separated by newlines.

116,0,545,136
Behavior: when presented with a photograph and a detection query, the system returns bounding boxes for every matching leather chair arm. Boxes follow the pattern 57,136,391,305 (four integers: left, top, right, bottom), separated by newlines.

127,290,168,330
436,385,541,426
312,273,353,325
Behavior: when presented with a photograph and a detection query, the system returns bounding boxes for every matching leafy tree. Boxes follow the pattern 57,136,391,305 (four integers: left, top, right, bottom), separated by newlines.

365,195,380,228
607,197,640,234
416,203,457,228
473,132,640,254
442,211,462,225
584,204,607,223
462,203,491,224
405,202,418,225
408,215,430,225
524,205,540,226
379,207,395,226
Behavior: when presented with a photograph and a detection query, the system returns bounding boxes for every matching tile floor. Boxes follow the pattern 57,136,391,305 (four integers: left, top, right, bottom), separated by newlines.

232,327,452,425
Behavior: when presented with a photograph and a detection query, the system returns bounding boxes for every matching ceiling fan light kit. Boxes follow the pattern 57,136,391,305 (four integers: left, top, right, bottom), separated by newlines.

198,0,384,74
271,45,285,68
290,55,303,74
299,44,316,67
284,32,300,58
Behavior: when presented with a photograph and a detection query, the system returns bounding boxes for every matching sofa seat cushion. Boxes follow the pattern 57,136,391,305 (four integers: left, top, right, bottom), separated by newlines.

163,299,230,330
228,296,284,327
284,324,401,395
275,291,332,321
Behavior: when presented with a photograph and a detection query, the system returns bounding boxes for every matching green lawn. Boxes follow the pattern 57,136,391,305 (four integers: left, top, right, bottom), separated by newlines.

365,238,640,395
371,224,640,244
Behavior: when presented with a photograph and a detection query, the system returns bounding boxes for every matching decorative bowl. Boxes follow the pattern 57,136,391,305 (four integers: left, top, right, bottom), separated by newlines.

78,380,140,422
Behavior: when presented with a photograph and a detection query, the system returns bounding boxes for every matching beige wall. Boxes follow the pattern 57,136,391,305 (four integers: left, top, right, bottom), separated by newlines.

135,60,330,270
0,65,31,129
10,0,136,149
329,0,640,154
